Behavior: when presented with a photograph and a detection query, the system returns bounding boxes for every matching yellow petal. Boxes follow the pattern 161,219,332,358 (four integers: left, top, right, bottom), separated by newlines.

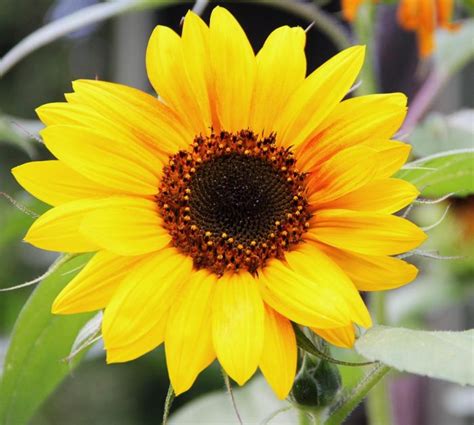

103,248,193,361
80,197,171,256
311,324,356,348
363,140,412,178
209,6,256,132
37,102,110,129
313,242,419,291
308,146,378,206
319,178,419,214
260,245,370,328
181,11,217,132
12,160,114,206
259,305,297,399
70,79,191,156
165,270,217,395
146,26,209,135
275,45,365,149
308,209,427,255
283,244,371,328
250,25,306,136
41,125,161,196
52,251,143,314
212,272,264,385
296,93,407,172
24,199,104,252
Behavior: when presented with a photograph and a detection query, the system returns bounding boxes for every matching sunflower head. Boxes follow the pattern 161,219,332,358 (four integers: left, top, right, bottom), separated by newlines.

12,6,426,398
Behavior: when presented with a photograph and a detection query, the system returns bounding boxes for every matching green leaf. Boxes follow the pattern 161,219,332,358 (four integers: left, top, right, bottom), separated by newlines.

0,115,41,157
0,254,94,425
410,110,474,157
397,149,474,197
355,326,474,386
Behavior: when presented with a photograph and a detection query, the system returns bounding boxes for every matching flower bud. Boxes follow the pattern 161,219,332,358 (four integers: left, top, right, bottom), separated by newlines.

290,353,342,408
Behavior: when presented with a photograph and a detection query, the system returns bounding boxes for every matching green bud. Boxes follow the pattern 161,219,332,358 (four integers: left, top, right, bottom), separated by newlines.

290,353,342,409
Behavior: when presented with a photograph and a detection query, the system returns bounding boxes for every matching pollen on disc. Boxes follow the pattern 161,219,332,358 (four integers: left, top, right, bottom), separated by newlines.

156,130,311,275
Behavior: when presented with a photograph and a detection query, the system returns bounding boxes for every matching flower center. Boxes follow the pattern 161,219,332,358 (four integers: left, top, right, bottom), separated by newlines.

189,153,293,243
156,130,311,275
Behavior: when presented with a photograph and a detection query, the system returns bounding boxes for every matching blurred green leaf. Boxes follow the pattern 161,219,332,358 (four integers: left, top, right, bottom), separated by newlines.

0,254,93,425
355,326,474,386
0,0,181,77
410,110,474,157
397,149,474,197
169,376,296,424
435,19,474,76
0,115,41,157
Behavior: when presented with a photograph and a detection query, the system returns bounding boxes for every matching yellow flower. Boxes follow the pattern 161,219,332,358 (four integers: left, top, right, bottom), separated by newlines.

12,7,426,399
342,0,458,58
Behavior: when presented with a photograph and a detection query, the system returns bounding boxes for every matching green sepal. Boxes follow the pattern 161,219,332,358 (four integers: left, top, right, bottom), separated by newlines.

290,353,342,409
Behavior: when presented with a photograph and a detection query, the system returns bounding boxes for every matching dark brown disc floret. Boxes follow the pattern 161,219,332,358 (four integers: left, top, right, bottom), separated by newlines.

156,130,311,275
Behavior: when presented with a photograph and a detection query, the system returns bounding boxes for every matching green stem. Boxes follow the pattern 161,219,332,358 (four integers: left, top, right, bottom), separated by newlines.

371,292,386,325
258,0,352,51
162,384,175,425
0,0,180,77
324,363,391,425
299,409,314,425
365,292,392,425
366,378,393,425
353,0,377,95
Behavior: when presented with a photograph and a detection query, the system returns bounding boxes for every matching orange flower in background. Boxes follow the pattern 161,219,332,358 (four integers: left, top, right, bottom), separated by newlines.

398,0,459,57
342,0,458,57
341,0,365,21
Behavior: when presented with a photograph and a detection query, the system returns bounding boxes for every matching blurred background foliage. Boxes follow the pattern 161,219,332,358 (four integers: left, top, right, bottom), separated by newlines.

0,1,473,424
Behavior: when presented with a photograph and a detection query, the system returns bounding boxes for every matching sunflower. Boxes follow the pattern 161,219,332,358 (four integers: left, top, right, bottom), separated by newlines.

12,7,426,399
342,0,458,58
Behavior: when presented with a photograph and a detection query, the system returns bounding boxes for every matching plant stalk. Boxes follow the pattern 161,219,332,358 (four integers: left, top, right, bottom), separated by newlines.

162,384,175,425
353,0,377,95
298,409,314,425
0,0,180,77
325,363,391,425
365,292,393,425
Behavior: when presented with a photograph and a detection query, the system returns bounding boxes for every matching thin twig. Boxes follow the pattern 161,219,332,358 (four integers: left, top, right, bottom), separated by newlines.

0,192,39,218
221,369,243,425
63,334,102,363
421,204,451,231
415,193,455,204
261,405,292,425
0,254,73,292
162,385,175,425
398,250,463,260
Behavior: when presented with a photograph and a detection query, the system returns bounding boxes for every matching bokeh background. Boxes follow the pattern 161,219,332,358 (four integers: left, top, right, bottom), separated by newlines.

1,1,473,424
